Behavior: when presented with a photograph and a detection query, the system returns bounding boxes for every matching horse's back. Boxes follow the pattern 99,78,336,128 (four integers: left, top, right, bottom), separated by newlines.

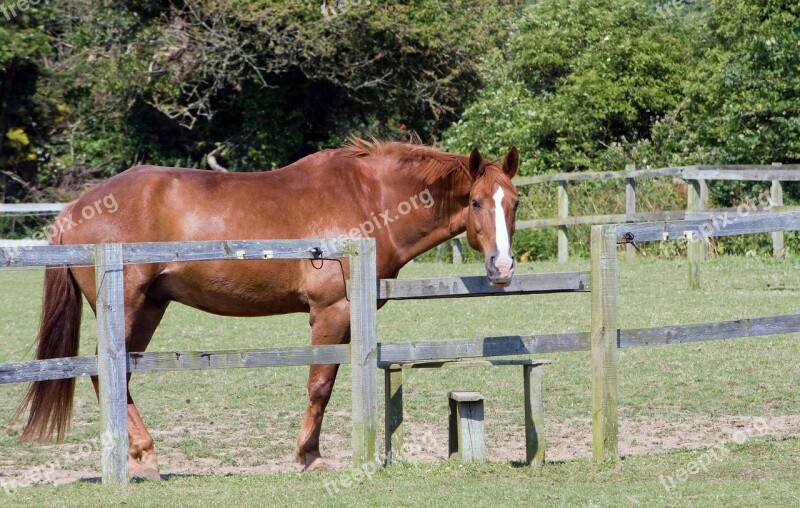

63,164,320,243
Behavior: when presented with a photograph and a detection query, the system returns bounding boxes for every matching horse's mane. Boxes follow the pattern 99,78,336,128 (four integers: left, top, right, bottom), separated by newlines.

341,136,469,186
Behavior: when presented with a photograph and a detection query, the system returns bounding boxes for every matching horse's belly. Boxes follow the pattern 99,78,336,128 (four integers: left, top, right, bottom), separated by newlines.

151,260,310,317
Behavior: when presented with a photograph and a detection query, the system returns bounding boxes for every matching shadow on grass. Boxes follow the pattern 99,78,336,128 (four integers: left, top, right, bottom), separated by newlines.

77,472,214,484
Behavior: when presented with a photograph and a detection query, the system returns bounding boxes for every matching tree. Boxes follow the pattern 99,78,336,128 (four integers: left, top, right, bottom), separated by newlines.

442,0,699,174
1,0,516,206
0,4,54,200
653,0,800,165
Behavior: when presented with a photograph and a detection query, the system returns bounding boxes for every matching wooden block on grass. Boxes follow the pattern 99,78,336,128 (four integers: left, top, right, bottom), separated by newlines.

448,391,485,463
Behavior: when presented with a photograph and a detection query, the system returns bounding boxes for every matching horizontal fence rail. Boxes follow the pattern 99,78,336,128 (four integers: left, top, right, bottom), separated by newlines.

0,240,48,248
0,345,353,384
0,239,350,268
376,272,589,299
611,210,800,243
513,164,800,185
378,333,590,366
5,313,797,383
619,314,800,348
0,203,67,215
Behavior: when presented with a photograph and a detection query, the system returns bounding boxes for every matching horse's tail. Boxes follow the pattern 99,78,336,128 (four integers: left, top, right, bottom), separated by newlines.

15,234,83,442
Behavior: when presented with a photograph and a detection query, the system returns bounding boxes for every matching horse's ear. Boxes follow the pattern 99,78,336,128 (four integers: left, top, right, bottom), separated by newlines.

503,146,519,179
469,148,484,180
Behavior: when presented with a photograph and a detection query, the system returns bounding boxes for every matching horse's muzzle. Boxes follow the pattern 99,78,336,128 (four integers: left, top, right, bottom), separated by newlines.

486,252,514,287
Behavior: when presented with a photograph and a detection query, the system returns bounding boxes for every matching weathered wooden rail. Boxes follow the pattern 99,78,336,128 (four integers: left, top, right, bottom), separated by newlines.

0,203,67,215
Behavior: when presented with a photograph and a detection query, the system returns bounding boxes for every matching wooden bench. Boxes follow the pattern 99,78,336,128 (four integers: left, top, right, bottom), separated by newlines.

381,359,550,467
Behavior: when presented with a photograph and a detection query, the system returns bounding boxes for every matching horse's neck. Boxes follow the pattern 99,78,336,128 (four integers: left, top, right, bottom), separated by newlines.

378,174,469,270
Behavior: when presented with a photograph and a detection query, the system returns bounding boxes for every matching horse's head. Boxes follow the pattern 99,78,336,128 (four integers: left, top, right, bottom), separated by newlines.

465,147,519,287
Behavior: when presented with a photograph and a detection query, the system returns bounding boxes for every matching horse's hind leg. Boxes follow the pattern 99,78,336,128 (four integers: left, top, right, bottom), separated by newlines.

90,294,168,480
295,299,349,471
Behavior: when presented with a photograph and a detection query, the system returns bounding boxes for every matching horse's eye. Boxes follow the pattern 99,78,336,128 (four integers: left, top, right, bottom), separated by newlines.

472,199,482,210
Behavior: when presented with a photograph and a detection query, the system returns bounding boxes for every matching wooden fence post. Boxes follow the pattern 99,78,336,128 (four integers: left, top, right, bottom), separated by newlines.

94,243,129,485
349,237,379,469
451,238,463,265
686,180,709,261
590,226,618,461
771,163,784,258
687,179,708,289
557,181,569,263
686,231,702,290
625,164,637,261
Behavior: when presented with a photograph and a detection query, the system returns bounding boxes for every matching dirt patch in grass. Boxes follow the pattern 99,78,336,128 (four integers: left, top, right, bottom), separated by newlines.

3,414,798,490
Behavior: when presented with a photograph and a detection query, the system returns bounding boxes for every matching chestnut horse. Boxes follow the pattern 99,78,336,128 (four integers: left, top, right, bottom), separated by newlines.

18,139,519,477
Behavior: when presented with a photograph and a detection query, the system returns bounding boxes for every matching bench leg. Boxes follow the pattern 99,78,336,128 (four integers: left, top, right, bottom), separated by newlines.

524,364,545,467
384,367,404,465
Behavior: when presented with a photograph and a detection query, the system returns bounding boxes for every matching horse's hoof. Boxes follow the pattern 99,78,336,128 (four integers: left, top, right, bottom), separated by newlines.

132,466,162,481
129,462,162,481
303,456,330,472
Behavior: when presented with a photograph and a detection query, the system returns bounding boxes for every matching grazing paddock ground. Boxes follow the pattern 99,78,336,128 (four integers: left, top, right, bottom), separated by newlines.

1,256,799,506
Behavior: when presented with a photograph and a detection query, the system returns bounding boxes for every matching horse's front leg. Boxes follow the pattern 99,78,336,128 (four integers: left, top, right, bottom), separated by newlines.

295,298,350,471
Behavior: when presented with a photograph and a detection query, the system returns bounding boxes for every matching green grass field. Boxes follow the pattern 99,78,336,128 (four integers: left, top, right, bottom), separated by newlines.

1,256,799,506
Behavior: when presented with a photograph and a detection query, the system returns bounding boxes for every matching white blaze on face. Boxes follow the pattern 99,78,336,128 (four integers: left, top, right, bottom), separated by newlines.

492,187,513,273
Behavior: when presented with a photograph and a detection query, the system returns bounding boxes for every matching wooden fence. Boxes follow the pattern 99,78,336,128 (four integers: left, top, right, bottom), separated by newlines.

0,238,361,485
0,237,587,485
1,210,799,484
379,210,800,462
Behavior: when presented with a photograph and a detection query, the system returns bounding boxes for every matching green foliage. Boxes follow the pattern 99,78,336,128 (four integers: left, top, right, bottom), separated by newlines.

443,0,697,174
0,6,53,191
654,0,800,165
1,0,512,203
